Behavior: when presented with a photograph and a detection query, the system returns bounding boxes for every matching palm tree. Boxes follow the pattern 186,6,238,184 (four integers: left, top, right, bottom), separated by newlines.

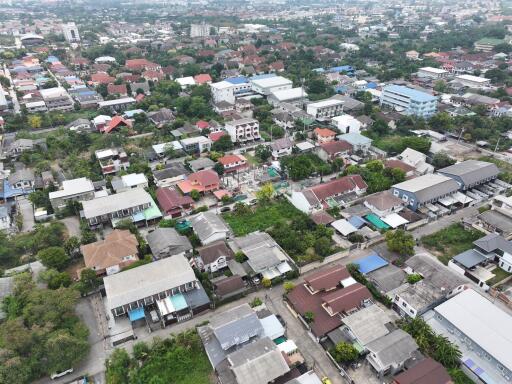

434,335,461,369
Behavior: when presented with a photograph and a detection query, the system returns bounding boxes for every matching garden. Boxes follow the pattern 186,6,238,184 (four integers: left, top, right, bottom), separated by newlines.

421,223,483,265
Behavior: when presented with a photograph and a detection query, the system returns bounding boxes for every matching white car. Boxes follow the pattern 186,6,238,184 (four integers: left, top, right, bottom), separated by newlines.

150,310,159,323
51,368,73,380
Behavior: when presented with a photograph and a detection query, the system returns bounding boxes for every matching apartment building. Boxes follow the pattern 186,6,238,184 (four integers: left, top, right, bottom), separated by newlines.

179,136,212,154
225,118,260,143
380,85,437,118
49,177,95,210
307,99,345,120
455,75,491,89
210,78,252,104
40,87,74,111
62,22,80,43
190,22,211,38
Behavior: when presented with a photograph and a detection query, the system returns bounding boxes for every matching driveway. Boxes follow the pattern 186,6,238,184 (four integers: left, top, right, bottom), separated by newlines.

59,216,81,237
17,196,34,232
411,204,480,239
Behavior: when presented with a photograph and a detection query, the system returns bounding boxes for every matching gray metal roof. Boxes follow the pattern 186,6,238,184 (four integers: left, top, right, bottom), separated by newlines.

190,212,229,243
438,160,499,186
230,232,287,273
473,233,512,255
146,228,192,258
210,304,263,351
227,337,290,384
405,254,467,291
367,264,406,293
342,305,392,346
453,249,487,269
365,329,418,368
392,174,459,204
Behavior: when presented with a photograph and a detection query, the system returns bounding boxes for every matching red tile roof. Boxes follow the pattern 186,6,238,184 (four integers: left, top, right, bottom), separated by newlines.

384,159,415,173
107,83,127,95
305,265,350,292
209,131,226,142
322,283,371,315
314,127,336,138
104,116,131,134
393,358,452,384
309,175,367,202
214,275,245,297
287,284,342,337
194,74,213,84
90,73,115,84
320,140,353,155
218,154,245,166
156,188,194,213
196,120,210,129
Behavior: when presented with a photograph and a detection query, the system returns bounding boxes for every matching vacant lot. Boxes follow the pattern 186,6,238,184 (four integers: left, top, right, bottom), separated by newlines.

223,198,305,236
421,223,483,265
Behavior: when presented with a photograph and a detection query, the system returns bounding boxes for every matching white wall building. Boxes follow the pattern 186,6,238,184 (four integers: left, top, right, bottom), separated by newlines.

417,67,449,80
62,22,80,43
250,76,293,96
307,99,345,120
225,118,260,143
332,114,361,134
190,22,211,38
210,81,252,104
455,75,491,89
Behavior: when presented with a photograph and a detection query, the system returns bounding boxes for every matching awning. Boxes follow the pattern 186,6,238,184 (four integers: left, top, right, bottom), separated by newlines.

262,267,281,280
382,213,409,228
157,297,175,317
277,261,292,274
438,195,457,207
364,214,390,230
348,216,366,229
331,219,358,236
453,191,473,205
128,307,145,322
425,203,439,212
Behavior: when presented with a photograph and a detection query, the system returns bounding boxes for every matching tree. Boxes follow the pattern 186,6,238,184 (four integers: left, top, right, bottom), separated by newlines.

431,152,456,169
28,115,42,129
433,80,447,93
45,330,89,374
37,247,69,271
77,268,101,295
39,269,72,289
314,237,332,257
407,273,423,284
213,162,224,176
211,135,233,152
106,348,132,384
256,183,274,202
434,335,462,369
283,281,295,294
333,342,359,363
255,144,271,162
234,251,246,263
304,311,315,324
190,189,201,201
386,230,415,256
64,236,81,258
261,277,271,288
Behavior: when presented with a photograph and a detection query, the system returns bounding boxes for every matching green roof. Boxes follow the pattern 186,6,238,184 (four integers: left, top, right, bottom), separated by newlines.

144,196,162,221
365,213,390,230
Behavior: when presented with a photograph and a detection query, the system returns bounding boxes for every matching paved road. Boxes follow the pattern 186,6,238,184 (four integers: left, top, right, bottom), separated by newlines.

411,204,480,239
17,196,34,232
3,64,20,114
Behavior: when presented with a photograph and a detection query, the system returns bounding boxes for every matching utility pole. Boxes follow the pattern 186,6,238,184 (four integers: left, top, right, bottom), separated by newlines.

494,137,501,153
457,127,465,144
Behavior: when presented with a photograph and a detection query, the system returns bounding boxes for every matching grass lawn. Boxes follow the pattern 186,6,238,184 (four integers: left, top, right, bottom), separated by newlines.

487,267,512,286
223,198,305,236
421,223,484,265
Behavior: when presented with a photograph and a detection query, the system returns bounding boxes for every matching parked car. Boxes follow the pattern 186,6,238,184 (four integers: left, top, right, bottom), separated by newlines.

150,310,159,323
220,206,231,212
51,368,73,380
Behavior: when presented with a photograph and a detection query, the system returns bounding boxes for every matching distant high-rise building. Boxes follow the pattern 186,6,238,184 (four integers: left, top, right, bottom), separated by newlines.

190,22,211,38
62,22,80,43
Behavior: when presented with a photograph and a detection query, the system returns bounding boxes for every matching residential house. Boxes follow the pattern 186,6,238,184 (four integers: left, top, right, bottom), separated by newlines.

95,148,130,175
316,140,352,162
111,173,148,193
332,114,361,134
104,255,209,322
147,108,175,128
81,188,160,228
177,169,220,195
313,127,336,144
40,87,74,111
218,154,248,173
364,191,406,217
107,83,128,97
153,163,190,188
49,177,95,210
287,265,372,340
473,233,512,273
289,175,368,213
389,255,468,318
225,118,260,143
146,227,193,260
196,241,234,272
229,231,293,280
98,97,136,113
391,174,459,211
156,187,194,217
125,58,161,72
189,158,215,173
80,229,138,275
392,358,452,384
384,160,416,178
366,330,419,378
270,137,293,159
406,50,420,60
190,211,230,245
477,195,512,240
66,118,92,132
338,133,373,154
179,136,212,154
212,276,246,300
8,169,35,190
396,148,434,175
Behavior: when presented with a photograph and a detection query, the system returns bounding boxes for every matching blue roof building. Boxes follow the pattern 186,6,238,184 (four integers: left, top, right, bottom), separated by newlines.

224,76,248,85
380,85,438,118
355,253,389,274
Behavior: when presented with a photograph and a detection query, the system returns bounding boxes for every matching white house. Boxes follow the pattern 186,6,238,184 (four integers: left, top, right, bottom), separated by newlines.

332,114,361,134
224,118,260,143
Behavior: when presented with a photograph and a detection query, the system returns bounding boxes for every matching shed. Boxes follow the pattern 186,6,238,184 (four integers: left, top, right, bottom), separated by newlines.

331,219,358,236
